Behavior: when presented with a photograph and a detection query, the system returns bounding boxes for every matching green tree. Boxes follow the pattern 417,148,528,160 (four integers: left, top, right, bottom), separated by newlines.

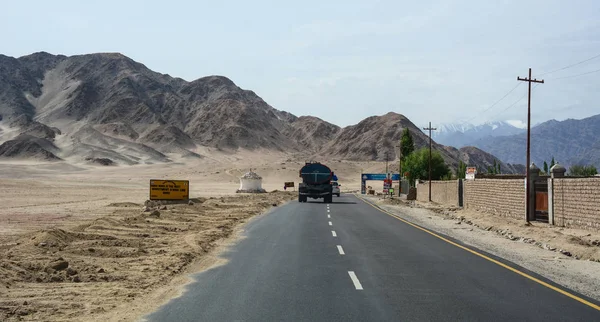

404,148,451,185
550,157,555,170
457,160,467,179
488,159,499,175
568,165,598,176
400,128,415,161
543,161,548,174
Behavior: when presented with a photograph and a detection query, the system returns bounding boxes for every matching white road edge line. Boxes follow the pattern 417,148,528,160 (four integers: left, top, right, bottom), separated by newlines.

328,221,332,226
337,245,345,255
332,230,337,237
348,271,363,290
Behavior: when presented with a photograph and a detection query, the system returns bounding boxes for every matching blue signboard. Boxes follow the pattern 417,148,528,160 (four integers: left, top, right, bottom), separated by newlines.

361,173,399,181
361,173,400,194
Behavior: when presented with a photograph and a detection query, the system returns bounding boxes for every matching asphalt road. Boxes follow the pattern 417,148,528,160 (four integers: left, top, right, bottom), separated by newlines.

146,194,600,321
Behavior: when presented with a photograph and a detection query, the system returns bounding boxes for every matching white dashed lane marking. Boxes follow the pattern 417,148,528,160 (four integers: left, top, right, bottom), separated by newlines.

348,271,363,290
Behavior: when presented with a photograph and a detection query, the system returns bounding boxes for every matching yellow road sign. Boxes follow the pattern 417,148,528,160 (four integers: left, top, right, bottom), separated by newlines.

149,179,189,200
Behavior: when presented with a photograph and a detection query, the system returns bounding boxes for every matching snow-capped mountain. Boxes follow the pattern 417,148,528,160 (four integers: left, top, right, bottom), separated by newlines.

429,121,525,147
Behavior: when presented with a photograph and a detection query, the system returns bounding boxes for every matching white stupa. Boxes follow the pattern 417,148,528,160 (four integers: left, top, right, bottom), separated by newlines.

237,170,266,193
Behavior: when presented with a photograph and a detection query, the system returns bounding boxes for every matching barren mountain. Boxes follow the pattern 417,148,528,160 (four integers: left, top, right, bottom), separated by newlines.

319,112,523,173
454,146,526,174
0,51,520,171
472,114,600,169
283,116,341,152
322,112,456,164
0,52,301,163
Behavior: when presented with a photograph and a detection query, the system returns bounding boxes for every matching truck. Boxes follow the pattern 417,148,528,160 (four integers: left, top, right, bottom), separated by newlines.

298,162,334,203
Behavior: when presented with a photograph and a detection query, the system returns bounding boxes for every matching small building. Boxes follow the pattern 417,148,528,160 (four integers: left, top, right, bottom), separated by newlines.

237,170,266,193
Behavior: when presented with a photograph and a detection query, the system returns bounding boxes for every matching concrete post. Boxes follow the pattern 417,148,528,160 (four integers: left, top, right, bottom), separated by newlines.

528,163,540,222
548,163,566,225
550,163,566,178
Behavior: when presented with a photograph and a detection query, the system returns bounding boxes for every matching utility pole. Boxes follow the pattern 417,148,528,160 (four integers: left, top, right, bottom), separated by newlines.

423,122,437,202
517,68,544,223
395,141,402,194
385,152,389,176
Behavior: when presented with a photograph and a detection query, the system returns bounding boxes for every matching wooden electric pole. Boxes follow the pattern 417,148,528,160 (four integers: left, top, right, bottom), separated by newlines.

395,142,402,195
385,152,389,175
517,68,544,222
423,122,437,202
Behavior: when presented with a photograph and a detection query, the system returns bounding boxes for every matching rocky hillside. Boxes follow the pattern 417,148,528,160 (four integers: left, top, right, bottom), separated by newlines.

0,51,522,172
472,114,600,169
283,116,341,152
0,52,300,163
320,112,524,173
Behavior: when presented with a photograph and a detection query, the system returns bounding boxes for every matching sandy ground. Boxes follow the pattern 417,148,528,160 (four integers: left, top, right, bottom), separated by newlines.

0,152,382,321
362,195,600,302
8,152,596,320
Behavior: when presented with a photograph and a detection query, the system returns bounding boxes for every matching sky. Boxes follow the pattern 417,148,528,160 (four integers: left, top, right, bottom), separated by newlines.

1,0,599,128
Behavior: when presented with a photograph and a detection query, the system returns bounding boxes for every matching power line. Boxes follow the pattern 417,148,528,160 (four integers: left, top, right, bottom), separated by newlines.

463,83,522,124
538,52,600,76
490,84,541,119
549,67,600,80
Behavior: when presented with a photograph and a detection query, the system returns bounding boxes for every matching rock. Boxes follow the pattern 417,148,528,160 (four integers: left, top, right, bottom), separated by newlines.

35,277,43,283
97,268,105,273
149,210,161,218
560,250,572,257
142,206,152,212
188,200,194,205
72,275,81,283
50,260,69,271
66,268,78,276
272,203,278,207
50,275,63,282
16,308,29,316
160,206,167,210
38,242,47,247
23,301,28,305
88,248,95,252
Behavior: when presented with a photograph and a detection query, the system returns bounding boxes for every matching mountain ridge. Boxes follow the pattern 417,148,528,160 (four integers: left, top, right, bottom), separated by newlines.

0,51,527,174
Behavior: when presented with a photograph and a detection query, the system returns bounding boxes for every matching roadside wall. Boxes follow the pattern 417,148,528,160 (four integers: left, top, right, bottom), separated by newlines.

463,179,525,220
551,178,600,230
416,180,459,206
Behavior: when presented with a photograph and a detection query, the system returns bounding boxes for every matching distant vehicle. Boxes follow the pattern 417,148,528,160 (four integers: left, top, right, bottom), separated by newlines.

298,162,334,203
332,181,340,197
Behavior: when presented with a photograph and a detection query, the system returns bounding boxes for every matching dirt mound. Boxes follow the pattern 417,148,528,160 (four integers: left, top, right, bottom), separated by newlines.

30,228,78,247
0,134,61,160
0,192,296,321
